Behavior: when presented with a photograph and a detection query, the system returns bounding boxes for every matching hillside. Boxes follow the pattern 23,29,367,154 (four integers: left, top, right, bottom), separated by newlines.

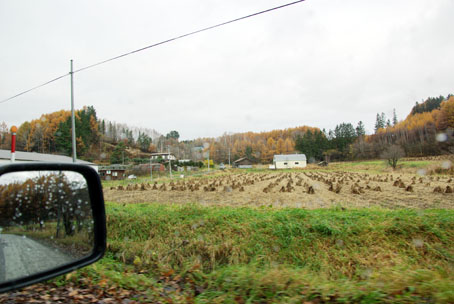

1,94,453,165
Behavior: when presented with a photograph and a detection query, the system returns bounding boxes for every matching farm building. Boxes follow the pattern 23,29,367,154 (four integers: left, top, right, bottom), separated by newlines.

150,163,165,172
98,165,127,180
233,157,253,169
150,152,176,161
272,154,307,169
0,149,98,171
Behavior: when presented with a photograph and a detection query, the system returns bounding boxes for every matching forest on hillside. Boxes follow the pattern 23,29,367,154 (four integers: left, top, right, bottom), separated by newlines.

0,95,453,165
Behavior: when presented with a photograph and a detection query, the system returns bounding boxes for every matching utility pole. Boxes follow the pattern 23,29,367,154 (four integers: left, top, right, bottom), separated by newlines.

168,146,173,178
228,147,231,167
70,60,77,163
227,134,231,167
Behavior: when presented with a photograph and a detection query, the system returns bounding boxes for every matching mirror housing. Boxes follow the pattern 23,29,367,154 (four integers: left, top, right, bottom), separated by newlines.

0,163,106,293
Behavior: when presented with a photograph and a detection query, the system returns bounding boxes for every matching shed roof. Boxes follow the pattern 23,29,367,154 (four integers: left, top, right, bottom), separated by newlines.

273,154,307,162
0,149,95,165
99,164,128,171
233,157,252,164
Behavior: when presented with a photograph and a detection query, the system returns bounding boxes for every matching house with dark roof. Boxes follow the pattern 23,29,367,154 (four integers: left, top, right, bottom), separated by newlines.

233,157,253,169
98,164,127,180
0,149,98,172
272,154,306,169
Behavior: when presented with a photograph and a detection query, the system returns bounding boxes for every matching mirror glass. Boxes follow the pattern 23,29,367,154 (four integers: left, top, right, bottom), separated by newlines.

0,170,94,283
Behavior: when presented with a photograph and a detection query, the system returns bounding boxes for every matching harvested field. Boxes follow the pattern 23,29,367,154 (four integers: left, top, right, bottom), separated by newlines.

104,169,454,209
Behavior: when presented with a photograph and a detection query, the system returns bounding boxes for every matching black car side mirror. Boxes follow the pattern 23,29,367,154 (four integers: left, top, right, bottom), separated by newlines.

0,163,106,293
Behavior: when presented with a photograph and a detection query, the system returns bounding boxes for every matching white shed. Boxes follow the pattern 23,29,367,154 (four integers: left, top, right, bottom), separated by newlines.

272,154,307,169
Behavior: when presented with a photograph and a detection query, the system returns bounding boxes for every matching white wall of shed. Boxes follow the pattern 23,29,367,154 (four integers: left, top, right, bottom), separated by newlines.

274,160,307,169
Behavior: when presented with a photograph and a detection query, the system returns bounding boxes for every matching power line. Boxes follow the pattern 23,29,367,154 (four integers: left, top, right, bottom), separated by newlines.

0,73,69,104
74,0,305,73
0,0,305,104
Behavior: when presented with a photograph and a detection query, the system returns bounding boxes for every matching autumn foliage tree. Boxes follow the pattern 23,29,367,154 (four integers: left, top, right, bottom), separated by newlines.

360,95,454,158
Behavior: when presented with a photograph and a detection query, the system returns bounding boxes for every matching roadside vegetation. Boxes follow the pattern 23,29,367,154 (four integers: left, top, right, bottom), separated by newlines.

84,158,454,302
3,158,453,303
50,202,454,303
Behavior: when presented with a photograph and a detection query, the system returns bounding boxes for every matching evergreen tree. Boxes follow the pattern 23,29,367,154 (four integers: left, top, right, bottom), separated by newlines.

101,120,106,135
374,113,381,133
110,142,126,164
55,119,72,155
137,132,152,152
54,106,100,157
380,113,387,127
295,130,328,161
392,109,398,126
375,113,386,133
245,146,253,159
410,95,445,115
166,130,180,140
356,121,366,137
333,123,356,153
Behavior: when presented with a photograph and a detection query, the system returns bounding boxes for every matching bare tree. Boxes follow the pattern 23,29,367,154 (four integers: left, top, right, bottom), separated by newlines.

381,145,405,169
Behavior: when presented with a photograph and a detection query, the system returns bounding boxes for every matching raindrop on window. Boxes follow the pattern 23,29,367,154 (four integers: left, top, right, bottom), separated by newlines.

412,238,424,248
417,169,427,176
336,239,344,247
436,133,448,142
441,161,452,170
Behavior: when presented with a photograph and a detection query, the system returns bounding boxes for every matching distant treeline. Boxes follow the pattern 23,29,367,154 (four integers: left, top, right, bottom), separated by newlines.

362,95,454,158
190,94,454,163
0,94,452,165
0,106,162,162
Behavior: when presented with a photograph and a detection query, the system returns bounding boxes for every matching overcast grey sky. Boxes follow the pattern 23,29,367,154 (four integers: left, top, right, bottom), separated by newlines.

1,0,453,140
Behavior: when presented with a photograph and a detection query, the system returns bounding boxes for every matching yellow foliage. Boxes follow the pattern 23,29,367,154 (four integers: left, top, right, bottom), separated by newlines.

439,96,454,129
